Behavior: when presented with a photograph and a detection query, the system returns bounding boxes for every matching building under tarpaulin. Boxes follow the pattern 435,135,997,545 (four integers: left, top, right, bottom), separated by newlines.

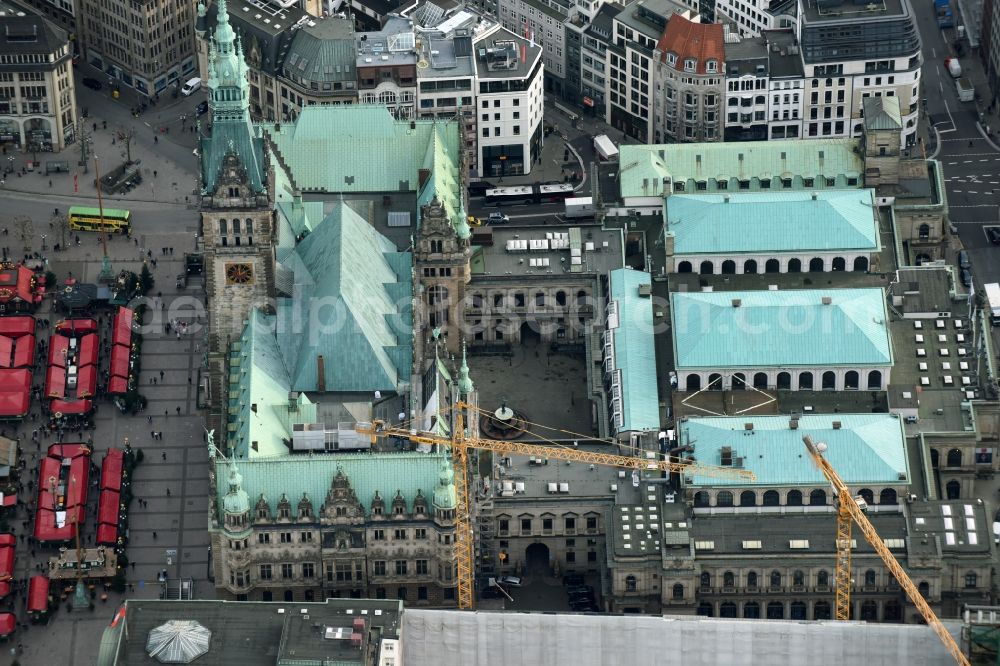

400,610,961,666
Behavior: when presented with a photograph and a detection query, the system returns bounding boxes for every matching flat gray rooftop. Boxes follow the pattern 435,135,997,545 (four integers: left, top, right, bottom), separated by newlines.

401,608,961,665
892,267,955,316
907,499,993,557
472,225,624,280
493,446,620,499
801,0,907,23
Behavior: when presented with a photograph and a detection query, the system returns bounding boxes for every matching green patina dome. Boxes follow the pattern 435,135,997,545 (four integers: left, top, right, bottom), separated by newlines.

433,460,456,510
222,460,250,516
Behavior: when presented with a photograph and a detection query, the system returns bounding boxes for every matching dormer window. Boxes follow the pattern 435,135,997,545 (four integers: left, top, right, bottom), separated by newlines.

667,53,677,66
684,59,696,72
706,60,718,73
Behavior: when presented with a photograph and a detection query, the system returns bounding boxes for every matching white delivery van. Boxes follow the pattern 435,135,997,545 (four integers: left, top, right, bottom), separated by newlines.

181,77,202,96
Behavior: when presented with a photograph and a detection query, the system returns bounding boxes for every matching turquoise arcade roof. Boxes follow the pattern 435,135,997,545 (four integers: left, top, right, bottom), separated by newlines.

666,190,881,255
619,139,863,199
681,414,909,487
670,288,893,370
276,201,413,393
608,269,659,433
214,451,451,521
267,105,470,239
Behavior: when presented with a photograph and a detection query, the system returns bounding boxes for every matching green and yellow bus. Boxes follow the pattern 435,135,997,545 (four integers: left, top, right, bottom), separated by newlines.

68,206,132,234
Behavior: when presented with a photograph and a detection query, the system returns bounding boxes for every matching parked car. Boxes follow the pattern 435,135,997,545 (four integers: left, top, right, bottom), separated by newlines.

958,250,970,269
82,77,102,91
497,576,522,587
988,227,1000,245
566,585,594,596
487,212,510,224
196,100,209,116
960,268,973,287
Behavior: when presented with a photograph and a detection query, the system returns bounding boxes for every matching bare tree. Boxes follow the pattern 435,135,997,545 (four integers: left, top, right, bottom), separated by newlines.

77,124,93,173
50,210,70,249
13,215,34,252
117,126,136,164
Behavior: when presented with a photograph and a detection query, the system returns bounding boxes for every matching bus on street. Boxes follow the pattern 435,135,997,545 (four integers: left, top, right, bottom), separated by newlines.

68,206,132,234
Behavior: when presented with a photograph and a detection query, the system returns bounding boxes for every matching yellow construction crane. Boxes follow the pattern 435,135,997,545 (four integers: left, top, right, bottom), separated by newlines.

803,435,970,666
358,401,755,610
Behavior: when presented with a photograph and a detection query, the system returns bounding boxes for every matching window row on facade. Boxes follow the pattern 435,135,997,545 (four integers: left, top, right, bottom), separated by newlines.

673,254,870,275
679,368,887,392
691,486,899,508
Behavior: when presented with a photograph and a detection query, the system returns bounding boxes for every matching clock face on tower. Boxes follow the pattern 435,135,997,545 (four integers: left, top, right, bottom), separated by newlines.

225,262,254,285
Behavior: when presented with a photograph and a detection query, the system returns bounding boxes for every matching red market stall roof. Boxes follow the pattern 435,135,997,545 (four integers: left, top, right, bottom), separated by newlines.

0,544,13,577
96,522,118,546
101,450,124,491
98,490,120,525
48,335,70,367
0,534,14,547
33,506,83,543
0,581,9,599
27,576,49,613
49,397,92,416
0,316,35,336
47,443,91,460
0,265,34,303
0,494,14,508
45,367,66,398
0,369,30,418
76,364,97,398
78,333,98,366
55,318,97,335
110,347,130,377
13,336,34,368
0,612,14,637
112,308,134,346
108,376,128,395
0,336,11,367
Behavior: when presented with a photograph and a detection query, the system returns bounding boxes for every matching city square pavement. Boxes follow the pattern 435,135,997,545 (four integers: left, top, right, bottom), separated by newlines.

0,78,212,660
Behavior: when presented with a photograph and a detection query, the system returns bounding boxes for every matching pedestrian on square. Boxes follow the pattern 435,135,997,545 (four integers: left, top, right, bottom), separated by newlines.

160,370,164,380
176,406,181,415
166,488,170,497
162,451,166,461
150,431,155,440
152,531,157,539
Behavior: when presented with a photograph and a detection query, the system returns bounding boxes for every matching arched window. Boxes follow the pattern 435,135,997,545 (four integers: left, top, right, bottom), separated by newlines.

853,256,869,272
770,571,781,588
864,569,876,587
672,583,684,599
860,600,877,621
697,602,714,617
946,480,960,499
879,488,897,505
732,372,747,390
744,259,758,274
817,570,829,587
708,373,723,390
677,261,693,273
792,570,804,586
693,491,710,508
776,372,791,390
884,600,902,622
721,260,735,274
809,257,824,272
918,223,930,239
798,371,814,389
831,256,846,271
867,369,882,389
686,374,702,391
747,571,758,588
762,490,779,506
946,448,962,467
744,601,760,618
821,371,836,390
245,218,254,235
858,488,874,505
786,489,803,506
625,575,637,592
844,370,859,389
555,290,566,306
766,601,784,619
233,218,241,234
723,571,735,587
765,258,780,273
717,491,734,507
701,260,715,275
790,601,807,620
809,489,826,506
918,581,930,598
740,491,756,507
753,372,768,389
427,285,450,327
219,218,228,235
787,258,802,273
814,601,832,620
720,602,738,618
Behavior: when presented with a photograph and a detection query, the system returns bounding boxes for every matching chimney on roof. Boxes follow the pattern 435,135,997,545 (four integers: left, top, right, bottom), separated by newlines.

731,298,741,307
317,355,326,392
832,421,842,429
789,419,799,430
811,192,817,200
821,296,832,305
744,422,753,430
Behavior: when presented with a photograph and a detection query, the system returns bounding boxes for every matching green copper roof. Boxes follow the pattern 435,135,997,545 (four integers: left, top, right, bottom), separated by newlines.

666,190,881,255
277,201,413,392
213,451,451,521
670,288,893,369
681,414,909,487
619,139,863,199
862,96,902,131
267,106,469,239
222,460,250,515
608,269,659,433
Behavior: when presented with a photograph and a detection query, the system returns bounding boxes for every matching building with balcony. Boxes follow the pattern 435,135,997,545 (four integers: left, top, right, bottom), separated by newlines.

356,16,417,118
78,0,195,96
473,25,543,177
670,287,894,392
0,2,76,153
652,13,724,143
495,0,571,97
663,189,882,275
796,0,922,142
580,3,619,115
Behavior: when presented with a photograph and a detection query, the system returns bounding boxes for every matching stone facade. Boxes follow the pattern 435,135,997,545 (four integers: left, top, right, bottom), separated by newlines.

415,200,471,356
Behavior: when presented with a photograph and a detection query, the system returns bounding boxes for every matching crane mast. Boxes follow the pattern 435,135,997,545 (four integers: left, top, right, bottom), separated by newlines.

358,405,754,609
802,435,970,666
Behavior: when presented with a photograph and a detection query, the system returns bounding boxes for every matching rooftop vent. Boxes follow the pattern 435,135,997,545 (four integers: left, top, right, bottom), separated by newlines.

720,446,733,466
832,421,842,429
821,296,832,305
811,192,817,200
744,422,753,431
731,298,742,307
789,419,799,430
